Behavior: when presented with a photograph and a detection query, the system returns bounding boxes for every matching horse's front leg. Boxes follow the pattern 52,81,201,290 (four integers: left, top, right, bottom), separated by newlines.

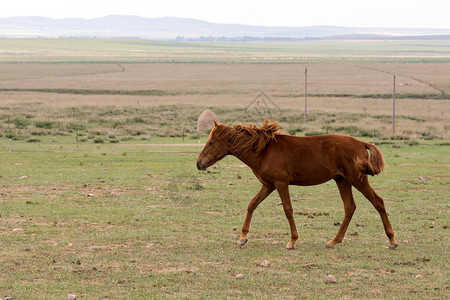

239,184,274,246
275,182,299,249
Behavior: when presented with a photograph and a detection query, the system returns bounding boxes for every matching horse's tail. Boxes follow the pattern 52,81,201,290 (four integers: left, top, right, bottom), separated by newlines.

356,142,386,176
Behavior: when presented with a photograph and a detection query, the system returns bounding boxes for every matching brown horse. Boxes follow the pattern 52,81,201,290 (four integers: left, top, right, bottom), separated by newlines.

196,119,398,249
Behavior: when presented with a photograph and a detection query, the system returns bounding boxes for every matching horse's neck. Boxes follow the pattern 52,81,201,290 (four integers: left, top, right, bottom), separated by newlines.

221,127,263,170
228,143,262,171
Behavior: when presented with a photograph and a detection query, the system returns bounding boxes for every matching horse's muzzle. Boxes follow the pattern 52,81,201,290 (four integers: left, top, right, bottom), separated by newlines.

196,161,206,171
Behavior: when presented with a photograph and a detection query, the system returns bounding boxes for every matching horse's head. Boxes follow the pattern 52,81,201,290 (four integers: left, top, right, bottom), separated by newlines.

196,121,230,171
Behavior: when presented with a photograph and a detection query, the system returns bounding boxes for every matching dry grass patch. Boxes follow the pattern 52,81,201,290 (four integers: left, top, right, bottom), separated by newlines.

1,82,449,139
0,63,446,96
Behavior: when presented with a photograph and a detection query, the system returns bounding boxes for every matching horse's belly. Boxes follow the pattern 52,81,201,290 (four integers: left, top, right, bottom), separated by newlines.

290,177,331,186
289,168,336,186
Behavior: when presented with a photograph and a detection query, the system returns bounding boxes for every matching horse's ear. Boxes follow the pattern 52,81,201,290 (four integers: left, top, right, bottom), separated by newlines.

213,120,218,127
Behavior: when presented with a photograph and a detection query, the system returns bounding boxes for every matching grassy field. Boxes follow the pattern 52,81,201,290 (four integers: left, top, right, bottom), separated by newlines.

1,39,449,142
1,39,450,63
1,100,449,142
0,136,448,299
0,61,449,139
0,38,449,298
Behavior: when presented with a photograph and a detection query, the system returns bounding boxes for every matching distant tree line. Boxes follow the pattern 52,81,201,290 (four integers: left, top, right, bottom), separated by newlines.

172,35,450,42
173,36,320,42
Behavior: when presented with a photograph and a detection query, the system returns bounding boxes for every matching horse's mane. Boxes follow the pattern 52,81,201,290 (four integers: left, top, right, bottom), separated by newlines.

213,119,284,155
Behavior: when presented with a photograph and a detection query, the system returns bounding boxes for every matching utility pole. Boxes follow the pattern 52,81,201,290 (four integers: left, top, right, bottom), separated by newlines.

304,66,308,124
392,74,396,136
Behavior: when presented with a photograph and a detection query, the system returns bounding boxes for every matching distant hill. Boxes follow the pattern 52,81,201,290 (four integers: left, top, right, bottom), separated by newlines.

1,15,450,40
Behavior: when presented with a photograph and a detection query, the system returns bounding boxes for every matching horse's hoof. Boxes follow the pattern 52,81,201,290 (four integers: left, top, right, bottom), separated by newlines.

389,243,398,249
286,244,295,250
238,239,248,247
325,241,335,249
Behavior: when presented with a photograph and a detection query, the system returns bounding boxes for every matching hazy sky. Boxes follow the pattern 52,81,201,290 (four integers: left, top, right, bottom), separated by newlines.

1,0,449,29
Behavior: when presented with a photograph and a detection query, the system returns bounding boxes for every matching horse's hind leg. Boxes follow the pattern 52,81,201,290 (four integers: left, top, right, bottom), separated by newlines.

353,176,398,249
327,177,356,248
239,184,274,246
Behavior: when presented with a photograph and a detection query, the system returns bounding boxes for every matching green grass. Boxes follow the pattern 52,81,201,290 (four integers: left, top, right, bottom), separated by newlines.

301,93,450,100
0,88,175,96
1,38,450,63
1,88,448,99
0,136,448,299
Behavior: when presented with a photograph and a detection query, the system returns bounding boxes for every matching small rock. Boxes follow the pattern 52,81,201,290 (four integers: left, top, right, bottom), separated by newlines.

68,294,77,300
325,274,337,284
12,228,23,232
418,176,424,180
260,260,271,267
415,274,422,279
235,273,244,279
227,182,234,186
403,239,409,244
87,193,95,197
20,176,28,179
272,240,280,245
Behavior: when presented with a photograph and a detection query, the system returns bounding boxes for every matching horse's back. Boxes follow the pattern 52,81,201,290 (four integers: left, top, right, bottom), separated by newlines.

274,134,366,157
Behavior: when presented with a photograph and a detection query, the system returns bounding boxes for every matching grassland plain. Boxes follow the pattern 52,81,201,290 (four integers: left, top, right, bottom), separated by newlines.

0,38,449,298
1,39,450,63
0,136,448,299
1,39,449,141
0,62,449,139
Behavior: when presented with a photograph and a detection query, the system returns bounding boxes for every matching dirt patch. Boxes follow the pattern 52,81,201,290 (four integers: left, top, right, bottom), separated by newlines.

1,183,161,200
153,267,197,274
297,211,330,218
139,265,197,274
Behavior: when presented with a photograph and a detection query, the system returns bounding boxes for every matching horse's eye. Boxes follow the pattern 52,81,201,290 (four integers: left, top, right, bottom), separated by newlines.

208,141,214,146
